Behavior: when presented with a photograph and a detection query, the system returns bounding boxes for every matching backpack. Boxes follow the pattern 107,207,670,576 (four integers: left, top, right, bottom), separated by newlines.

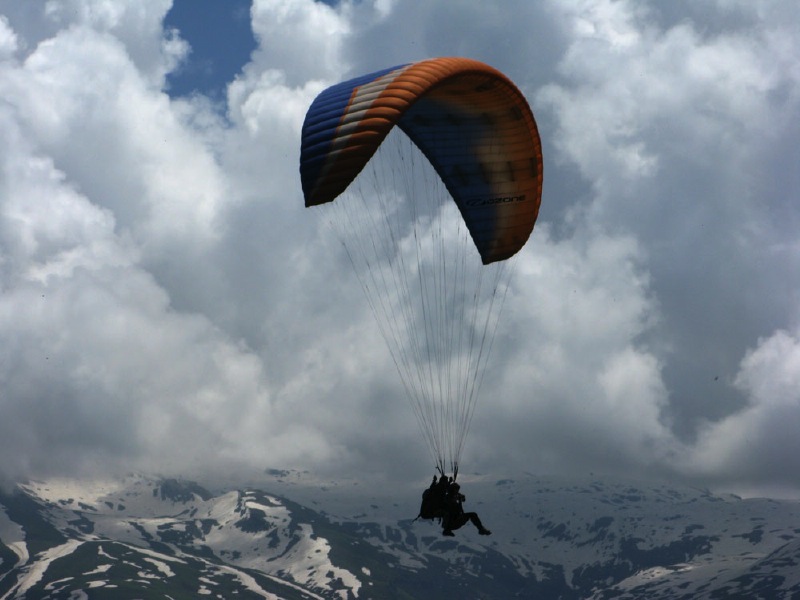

418,487,437,520
416,482,448,521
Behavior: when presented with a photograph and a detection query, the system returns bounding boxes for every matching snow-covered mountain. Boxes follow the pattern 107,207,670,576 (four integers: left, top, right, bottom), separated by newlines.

1,471,800,599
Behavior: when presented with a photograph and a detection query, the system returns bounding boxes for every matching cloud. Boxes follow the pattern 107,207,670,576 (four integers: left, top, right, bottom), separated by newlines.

463,225,676,476
536,0,800,438
249,0,349,85
685,328,800,489
0,15,17,58
0,3,269,483
0,0,799,494
3,26,221,245
0,96,277,482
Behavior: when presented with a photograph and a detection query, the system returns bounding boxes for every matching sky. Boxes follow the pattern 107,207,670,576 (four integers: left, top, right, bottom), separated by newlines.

0,0,799,496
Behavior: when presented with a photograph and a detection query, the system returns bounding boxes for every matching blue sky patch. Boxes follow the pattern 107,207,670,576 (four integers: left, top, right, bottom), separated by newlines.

164,0,256,100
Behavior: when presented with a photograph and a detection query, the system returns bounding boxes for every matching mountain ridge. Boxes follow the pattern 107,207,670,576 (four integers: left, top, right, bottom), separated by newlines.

2,472,799,599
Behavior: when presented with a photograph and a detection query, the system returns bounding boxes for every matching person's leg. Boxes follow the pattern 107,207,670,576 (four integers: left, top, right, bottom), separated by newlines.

466,512,491,535
442,513,469,535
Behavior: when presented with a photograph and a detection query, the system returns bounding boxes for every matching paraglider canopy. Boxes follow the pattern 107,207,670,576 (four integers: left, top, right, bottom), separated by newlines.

300,57,542,264
300,57,542,476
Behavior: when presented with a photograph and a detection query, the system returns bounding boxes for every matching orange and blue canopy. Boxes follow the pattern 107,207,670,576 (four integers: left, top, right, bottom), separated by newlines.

299,57,543,264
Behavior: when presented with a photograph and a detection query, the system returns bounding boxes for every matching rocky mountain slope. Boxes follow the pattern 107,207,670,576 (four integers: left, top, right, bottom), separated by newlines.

2,472,800,599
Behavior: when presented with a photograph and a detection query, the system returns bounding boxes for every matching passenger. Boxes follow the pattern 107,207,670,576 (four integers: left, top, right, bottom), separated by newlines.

441,483,491,537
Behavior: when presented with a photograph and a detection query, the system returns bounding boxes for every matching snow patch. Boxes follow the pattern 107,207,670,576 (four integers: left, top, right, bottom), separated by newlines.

0,505,28,567
83,563,112,576
143,556,175,577
2,539,82,599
